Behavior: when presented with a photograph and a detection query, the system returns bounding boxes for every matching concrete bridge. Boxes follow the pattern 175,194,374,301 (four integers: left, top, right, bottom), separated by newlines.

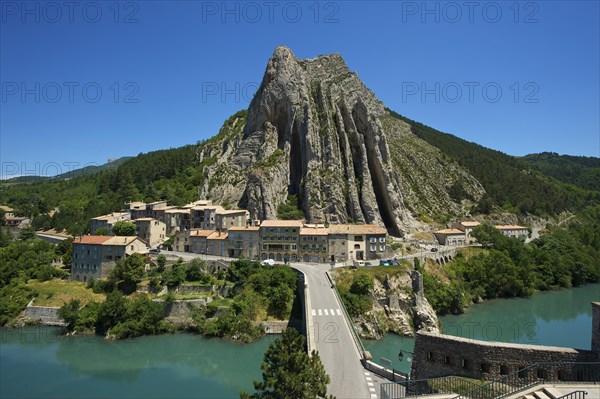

292,262,381,399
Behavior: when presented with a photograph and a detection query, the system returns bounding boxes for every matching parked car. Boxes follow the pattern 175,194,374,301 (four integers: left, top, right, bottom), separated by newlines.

430,247,439,252
149,248,160,254
262,259,275,266
379,260,390,266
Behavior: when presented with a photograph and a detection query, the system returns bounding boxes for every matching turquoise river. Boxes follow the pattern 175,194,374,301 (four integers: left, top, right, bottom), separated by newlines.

1,284,598,398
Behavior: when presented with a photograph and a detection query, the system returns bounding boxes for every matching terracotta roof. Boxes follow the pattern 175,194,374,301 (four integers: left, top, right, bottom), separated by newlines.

300,227,329,236
327,224,387,235
216,209,248,215
227,226,260,231
92,212,130,221
460,221,481,227
495,225,528,230
73,236,113,245
189,229,216,237
260,220,303,228
208,232,228,240
103,236,143,246
164,208,190,214
434,229,465,235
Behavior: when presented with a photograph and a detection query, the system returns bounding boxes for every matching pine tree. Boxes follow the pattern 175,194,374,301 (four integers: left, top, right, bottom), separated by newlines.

241,328,335,399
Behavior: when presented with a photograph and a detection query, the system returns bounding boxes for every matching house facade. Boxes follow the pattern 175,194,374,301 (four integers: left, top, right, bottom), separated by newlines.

227,226,260,259
207,231,228,256
71,235,147,282
192,206,224,230
327,224,387,262
299,226,329,263
495,225,529,239
215,209,249,231
434,229,466,246
452,221,481,244
90,212,131,235
134,218,167,248
259,220,302,262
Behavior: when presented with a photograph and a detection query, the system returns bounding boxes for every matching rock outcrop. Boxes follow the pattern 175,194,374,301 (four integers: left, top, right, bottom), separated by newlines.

351,270,440,340
197,47,484,234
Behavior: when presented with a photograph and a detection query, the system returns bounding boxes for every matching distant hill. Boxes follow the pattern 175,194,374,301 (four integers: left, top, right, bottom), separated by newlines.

521,152,600,191
0,157,132,184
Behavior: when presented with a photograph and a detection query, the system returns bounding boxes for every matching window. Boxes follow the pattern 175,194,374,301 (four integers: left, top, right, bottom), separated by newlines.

462,359,469,369
291,244,297,250
379,237,386,243
500,365,509,375
536,369,547,380
517,367,528,379
370,245,376,252
370,237,376,243
480,363,491,373
444,356,451,365
380,245,386,251
427,352,434,361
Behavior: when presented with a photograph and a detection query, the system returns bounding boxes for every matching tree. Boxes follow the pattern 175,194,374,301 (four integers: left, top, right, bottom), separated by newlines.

96,290,127,334
111,221,136,236
18,226,36,241
350,274,373,296
58,299,80,332
186,258,207,281
240,328,334,399
111,253,146,289
95,227,109,236
471,223,503,248
156,254,167,272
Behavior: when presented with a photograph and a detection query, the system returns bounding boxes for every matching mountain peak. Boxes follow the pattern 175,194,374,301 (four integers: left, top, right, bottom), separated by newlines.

197,48,484,235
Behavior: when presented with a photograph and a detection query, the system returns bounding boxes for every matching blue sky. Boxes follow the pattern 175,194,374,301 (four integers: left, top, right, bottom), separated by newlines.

1,1,599,178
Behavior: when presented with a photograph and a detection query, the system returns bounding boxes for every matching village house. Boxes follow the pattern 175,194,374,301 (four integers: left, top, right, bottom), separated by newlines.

452,221,481,244
327,224,387,263
299,225,329,263
433,228,467,246
495,225,529,239
215,209,249,231
134,218,167,248
71,235,147,282
207,231,228,256
125,201,147,219
90,212,131,235
161,207,191,235
4,215,32,236
227,226,260,259
259,220,302,262
0,205,15,218
191,205,224,230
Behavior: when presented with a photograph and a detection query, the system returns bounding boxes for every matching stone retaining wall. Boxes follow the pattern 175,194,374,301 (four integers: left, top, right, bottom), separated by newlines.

25,301,66,326
161,299,210,318
411,331,599,381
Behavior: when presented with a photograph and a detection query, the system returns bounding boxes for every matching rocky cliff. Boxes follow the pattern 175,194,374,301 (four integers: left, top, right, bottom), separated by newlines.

197,47,484,235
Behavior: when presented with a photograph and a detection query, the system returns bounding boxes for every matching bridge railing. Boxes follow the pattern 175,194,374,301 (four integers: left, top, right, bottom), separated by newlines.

381,375,484,399
454,362,600,399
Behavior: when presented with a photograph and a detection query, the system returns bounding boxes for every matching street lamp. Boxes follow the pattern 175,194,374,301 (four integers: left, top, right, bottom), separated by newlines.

398,349,413,363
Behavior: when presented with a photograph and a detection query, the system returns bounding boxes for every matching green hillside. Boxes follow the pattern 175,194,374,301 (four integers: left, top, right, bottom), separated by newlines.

387,109,600,215
521,152,600,191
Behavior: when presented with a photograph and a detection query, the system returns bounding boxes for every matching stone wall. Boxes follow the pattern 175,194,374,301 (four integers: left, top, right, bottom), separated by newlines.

257,320,302,334
411,331,599,381
25,302,66,326
161,299,210,318
175,284,215,294
592,302,600,353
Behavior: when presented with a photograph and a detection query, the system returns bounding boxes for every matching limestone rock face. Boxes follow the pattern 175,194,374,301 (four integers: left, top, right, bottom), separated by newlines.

197,47,484,234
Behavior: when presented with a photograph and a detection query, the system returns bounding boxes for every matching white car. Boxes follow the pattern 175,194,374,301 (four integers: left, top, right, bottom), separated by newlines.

262,259,275,266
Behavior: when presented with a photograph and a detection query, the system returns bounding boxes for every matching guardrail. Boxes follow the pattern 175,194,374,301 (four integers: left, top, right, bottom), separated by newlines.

326,271,366,356
455,362,600,399
557,391,588,399
381,375,484,399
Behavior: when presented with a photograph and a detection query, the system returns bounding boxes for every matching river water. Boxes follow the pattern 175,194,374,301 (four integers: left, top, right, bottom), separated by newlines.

363,283,599,373
0,328,276,399
1,284,598,398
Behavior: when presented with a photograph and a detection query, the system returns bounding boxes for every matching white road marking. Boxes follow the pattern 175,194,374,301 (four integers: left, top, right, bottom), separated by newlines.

311,309,316,316
371,394,378,399
366,376,372,381
330,308,335,315
336,309,342,316
370,387,376,392
364,371,371,376
318,309,322,316
368,382,374,387
324,309,329,316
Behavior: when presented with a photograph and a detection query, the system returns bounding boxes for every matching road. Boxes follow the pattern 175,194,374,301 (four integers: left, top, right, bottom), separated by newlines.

293,262,376,399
